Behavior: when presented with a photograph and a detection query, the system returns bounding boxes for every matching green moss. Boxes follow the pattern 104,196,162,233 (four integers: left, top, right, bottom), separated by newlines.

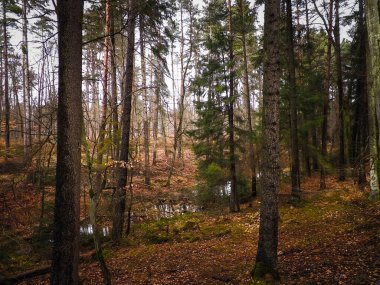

251,261,279,284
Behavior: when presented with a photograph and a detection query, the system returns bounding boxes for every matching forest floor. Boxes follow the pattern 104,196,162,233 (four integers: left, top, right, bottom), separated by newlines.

0,148,379,284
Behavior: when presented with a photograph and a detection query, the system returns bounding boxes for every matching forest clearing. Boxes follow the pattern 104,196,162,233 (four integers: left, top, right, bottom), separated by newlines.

0,0,380,284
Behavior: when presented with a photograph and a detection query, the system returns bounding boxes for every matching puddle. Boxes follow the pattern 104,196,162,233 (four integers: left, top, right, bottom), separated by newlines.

155,201,198,219
80,224,110,236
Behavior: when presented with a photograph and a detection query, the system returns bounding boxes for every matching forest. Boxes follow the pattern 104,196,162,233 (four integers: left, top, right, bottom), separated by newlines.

0,0,379,284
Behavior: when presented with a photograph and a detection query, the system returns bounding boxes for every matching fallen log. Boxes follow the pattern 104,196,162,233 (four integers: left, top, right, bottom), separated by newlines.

0,266,50,284
0,250,97,284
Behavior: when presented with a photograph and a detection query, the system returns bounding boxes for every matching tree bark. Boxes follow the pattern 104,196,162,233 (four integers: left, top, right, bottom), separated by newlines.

365,0,380,200
112,0,136,243
50,0,83,284
3,0,10,159
22,0,32,164
252,0,281,280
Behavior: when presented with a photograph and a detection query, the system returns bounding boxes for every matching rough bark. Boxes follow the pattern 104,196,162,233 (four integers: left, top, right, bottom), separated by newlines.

3,0,10,159
252,0,281,280
50,0,83,284
365,0,380,200
112,0,136,243
22,0,32,164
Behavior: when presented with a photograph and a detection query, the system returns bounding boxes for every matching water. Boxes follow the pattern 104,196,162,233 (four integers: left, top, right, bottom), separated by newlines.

155,200,198,219
218,181,231,196
80,224,110,236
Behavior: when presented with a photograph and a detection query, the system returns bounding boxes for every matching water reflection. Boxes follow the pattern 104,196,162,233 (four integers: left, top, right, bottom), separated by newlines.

155,200,198,219
80,224,110,236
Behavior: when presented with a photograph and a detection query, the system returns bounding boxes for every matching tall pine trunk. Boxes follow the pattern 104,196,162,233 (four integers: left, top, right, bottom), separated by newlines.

140,15,151,186
319,0,334,190
334,0,345,181
252,0,281,280
238,0,257,198
112,0,136,242
51,0,83,283
3,0,10,159
22,0,32,164
228,0,239,212
365,0,380,200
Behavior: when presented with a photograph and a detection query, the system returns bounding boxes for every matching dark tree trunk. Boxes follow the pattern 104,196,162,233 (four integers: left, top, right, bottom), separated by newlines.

112,0,136,243
252,0,281,280
152,59,160,165
3,0,10,159
238,0,257,198
354,0,368,187
228,0,239,213
319,0,334,190
50,0,83,284
285,0,301,202
334,0,345,181
366,0,380,199
22,0,32,164
139,15,151,186
110,2,119,160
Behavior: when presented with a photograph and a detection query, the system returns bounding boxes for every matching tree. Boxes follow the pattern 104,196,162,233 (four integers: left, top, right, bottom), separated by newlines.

50,0,83,284
112,0,136,243
227,0,239,212
365,0,380,200
334,0,345,181
237,0,257,198
313,0,334,190
252,0,281,280
3,0,10,159
285,0,301,202
139,14,151,186
22,0,32,164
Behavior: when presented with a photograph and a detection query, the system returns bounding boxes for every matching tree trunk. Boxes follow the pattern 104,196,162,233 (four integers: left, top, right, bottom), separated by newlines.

22,0,32,164
167,1,193,186
112,0,136,243
354,0,368,187
238,0,257,198
252,0,281,280
110,2,119,160
50,0,83,284
334,0,345,181
227,0,239,213
365,0,380,200
140,15,151,186
285,0,300,202
318,0,334,190
152,58,160,165
3,0,10,159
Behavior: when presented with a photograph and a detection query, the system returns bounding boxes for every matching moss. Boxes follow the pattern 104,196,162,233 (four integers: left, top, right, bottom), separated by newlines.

251,261,279,284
